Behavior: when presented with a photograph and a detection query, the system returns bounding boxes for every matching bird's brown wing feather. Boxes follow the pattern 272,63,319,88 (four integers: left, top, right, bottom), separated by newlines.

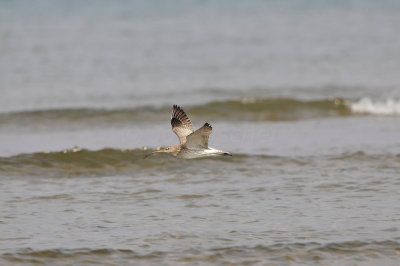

171,105,195,144
185,123,212,149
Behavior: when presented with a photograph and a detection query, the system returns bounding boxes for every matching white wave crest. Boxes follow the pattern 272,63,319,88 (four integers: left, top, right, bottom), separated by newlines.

350,98,400,115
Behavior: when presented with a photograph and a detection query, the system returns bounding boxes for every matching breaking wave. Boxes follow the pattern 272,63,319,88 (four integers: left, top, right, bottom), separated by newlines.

1,97,398,129
0,148,239,177
350,98,400,115
0,148,398,177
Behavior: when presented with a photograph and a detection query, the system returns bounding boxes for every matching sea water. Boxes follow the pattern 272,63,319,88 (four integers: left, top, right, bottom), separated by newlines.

1,1,400,265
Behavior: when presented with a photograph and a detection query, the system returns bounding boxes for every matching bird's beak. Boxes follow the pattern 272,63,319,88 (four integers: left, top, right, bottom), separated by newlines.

153,149,166,153
143,149,165,159
143,153,153,159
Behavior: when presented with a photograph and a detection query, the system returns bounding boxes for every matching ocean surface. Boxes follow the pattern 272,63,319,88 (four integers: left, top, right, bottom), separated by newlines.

1,0,400,265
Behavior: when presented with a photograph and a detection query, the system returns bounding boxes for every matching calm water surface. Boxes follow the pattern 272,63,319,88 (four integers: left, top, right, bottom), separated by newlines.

1,0,400,265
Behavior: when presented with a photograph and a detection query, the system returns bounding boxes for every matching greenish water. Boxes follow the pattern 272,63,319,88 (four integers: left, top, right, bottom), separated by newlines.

0,97,351,128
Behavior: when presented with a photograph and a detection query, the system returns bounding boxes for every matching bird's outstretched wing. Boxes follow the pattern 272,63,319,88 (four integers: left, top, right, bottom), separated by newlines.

171,105,195,144
185,123,212,149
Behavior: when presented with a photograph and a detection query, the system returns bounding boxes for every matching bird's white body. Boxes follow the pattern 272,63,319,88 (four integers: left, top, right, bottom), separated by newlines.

176,147,230,159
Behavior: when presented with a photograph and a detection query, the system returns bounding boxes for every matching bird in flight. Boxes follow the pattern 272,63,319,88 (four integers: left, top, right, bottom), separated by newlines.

149,105,232,159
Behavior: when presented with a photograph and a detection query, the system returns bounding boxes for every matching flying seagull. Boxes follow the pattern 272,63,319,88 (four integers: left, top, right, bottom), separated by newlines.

150,105,232,159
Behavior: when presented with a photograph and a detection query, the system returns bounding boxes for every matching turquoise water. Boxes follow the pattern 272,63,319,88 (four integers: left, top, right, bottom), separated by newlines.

1,1,400,265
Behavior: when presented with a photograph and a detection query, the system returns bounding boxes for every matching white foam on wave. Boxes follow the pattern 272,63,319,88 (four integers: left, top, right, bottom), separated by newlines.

350,98,400,115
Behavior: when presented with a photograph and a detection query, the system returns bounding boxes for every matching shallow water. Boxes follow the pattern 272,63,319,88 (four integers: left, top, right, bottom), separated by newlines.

1,150,400,265
1,0,400,265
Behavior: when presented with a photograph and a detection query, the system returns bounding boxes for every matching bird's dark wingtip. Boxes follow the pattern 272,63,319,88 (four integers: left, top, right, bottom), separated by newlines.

204,122,212,128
